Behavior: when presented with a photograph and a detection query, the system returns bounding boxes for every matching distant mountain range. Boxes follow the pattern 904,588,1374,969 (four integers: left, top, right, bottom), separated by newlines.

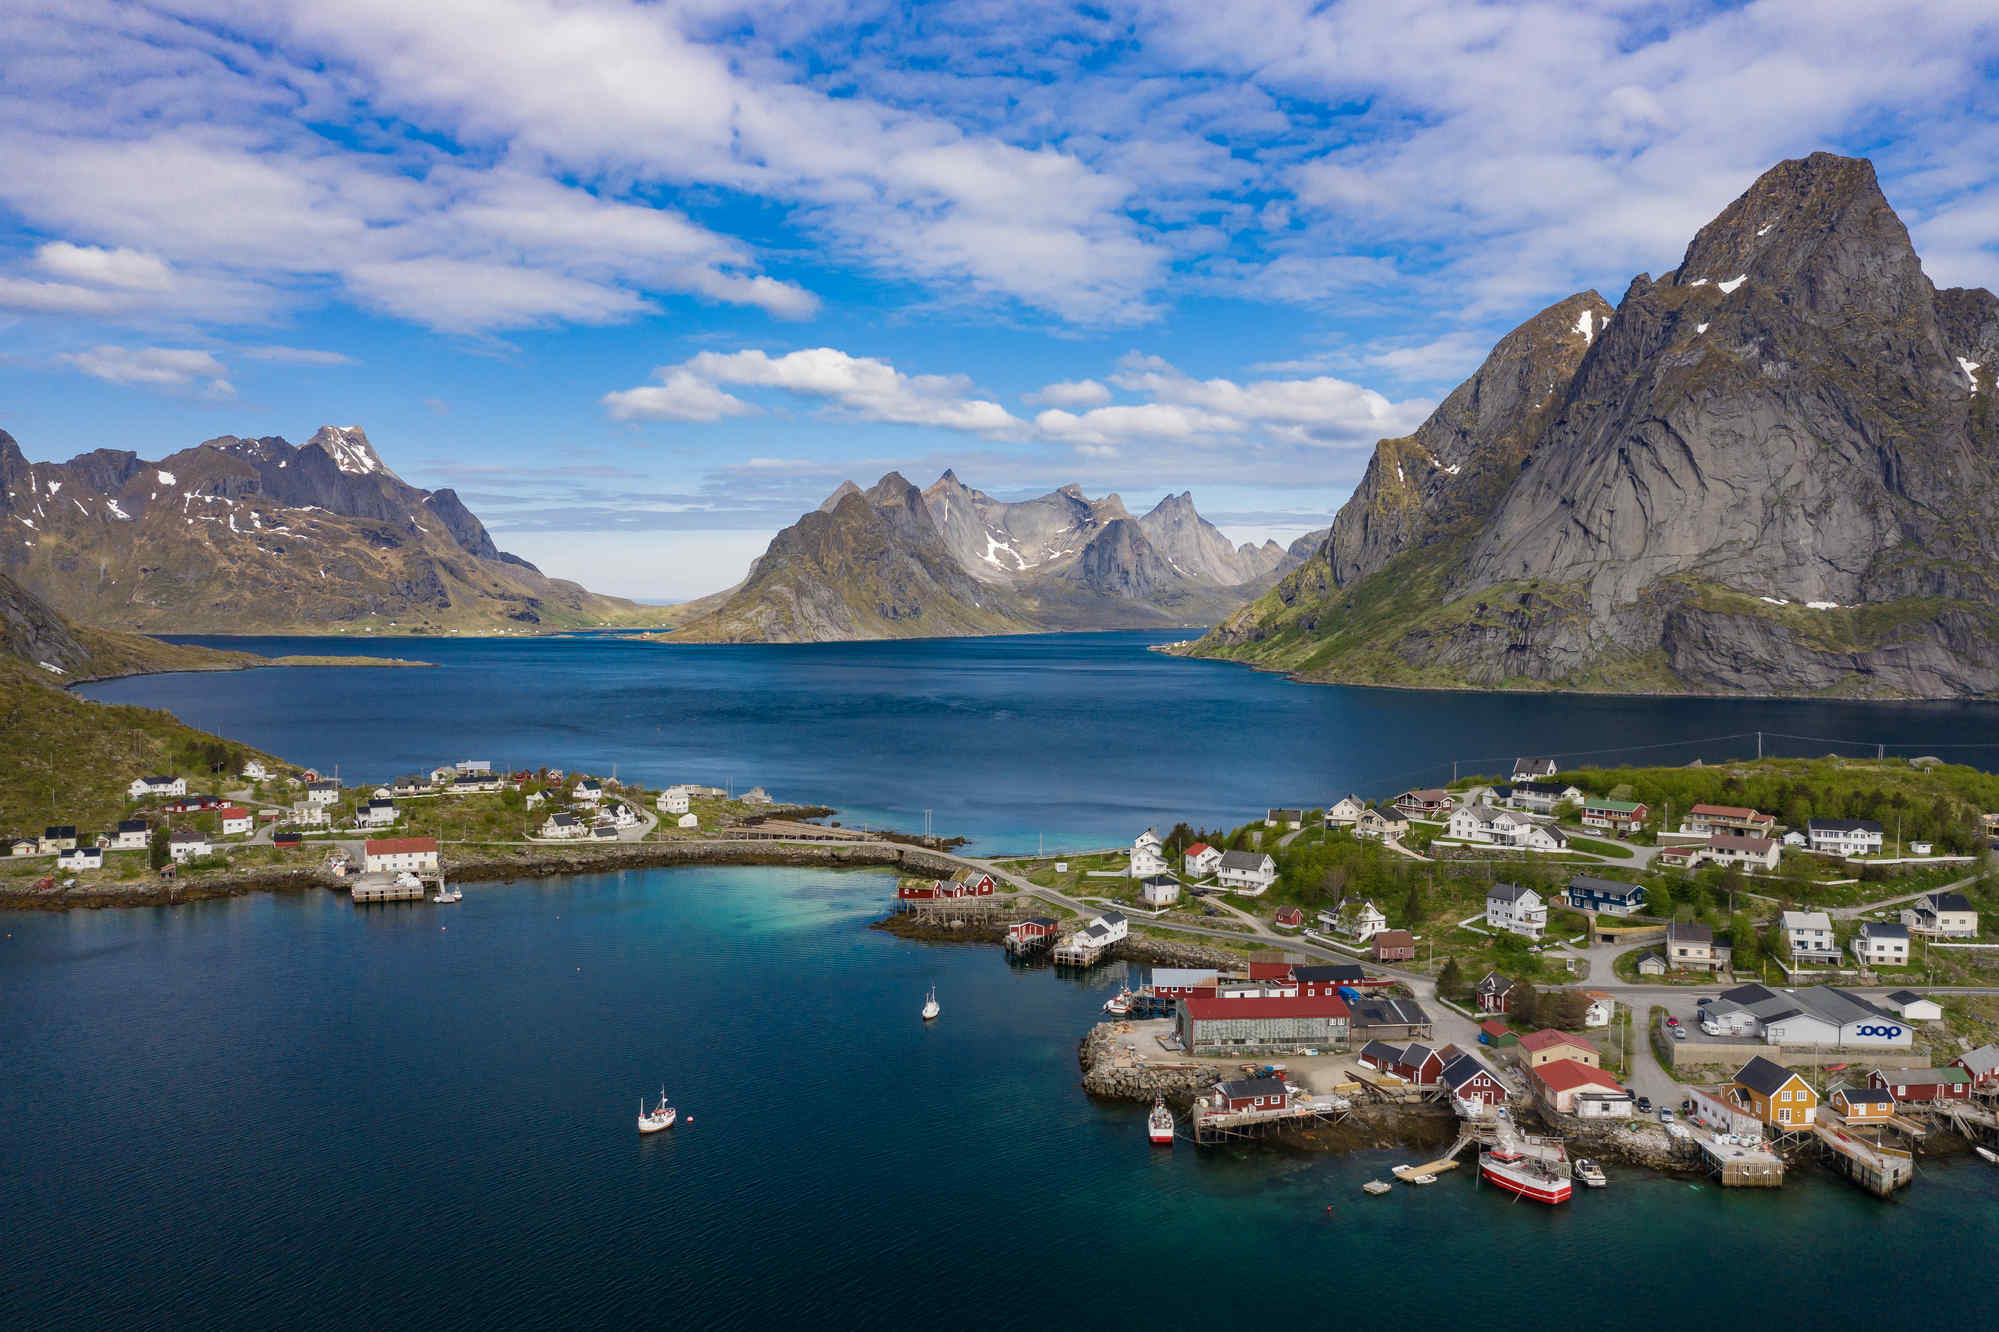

668,470,1320,642
1,426,652,634
1190,152,1999,699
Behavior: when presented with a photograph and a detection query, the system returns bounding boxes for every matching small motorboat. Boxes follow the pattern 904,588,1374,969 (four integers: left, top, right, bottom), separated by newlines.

1103,986,1133,1016
637,1087,677,1134
1976,1145,1999,1167
1362,1180,1392,1196
1573,1158,1608,1187
1147,1097,1174,1145
433,882,462,903
921,985,940,1021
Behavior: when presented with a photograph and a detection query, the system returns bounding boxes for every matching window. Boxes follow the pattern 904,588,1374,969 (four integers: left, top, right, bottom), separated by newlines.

1778,1108,1791,1124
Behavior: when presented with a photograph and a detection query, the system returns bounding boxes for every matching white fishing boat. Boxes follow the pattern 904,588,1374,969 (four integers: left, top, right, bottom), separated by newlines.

637,1087,677,1134
1573,1158,1608,1188
1147,1097,1174,1145
1362,1180,1393,1196
921,985,940,1021
1103,986,1133,1016
432,878,461,904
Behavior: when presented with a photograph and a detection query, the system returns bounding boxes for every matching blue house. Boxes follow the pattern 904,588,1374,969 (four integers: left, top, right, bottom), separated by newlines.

1565,873,1647,915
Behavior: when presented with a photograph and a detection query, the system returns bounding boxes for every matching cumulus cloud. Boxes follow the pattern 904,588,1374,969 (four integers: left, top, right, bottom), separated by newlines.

1024,378,1113,408
1105,353,1429,444
36,242,174,291
58,345,233,397
606,347,1024,434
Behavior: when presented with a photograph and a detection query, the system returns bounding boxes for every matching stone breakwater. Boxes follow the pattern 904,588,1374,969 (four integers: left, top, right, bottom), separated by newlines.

1116,935,1244,968
1078,1022,1219,1108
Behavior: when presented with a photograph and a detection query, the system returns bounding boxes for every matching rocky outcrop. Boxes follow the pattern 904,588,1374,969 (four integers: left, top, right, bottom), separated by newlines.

1193,153,1999,698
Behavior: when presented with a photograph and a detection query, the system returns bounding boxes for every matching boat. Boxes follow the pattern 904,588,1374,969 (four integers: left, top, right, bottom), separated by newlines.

1362,1180,1393,1195
433,880,462,904
1573,1158,1608,1188
637,1087,677,1134
1976,1145,1999,1167
1103,986,1133,1016
1147,1097,1174,1145
1480,1146,1573,1205
921,985,940,1021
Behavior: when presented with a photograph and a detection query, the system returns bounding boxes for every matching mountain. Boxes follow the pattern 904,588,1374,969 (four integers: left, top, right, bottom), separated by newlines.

667,472,1298,642
1,426,655,634
1192,153,1999,699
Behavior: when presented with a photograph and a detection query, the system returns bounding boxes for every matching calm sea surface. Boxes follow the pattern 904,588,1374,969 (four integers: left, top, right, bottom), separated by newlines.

77,631,1999,852
5,865,1995,1329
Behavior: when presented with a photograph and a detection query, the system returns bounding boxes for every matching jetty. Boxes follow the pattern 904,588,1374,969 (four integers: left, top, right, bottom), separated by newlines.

350,873,430,903
1812,1115,1913,1196
1191,1085,1352,1145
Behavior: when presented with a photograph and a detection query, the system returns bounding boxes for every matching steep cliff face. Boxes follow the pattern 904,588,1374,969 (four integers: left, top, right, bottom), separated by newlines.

669,470,1291,642
0,426,643,633
1193,153,1999,699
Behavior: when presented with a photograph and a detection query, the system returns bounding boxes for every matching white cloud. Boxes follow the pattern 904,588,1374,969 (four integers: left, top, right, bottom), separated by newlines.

241,344,358,366
608,347,1025,434
1106,353,1428,443
58,344,233,397
603,370,756,424
1035,402,1242,448
0,277,128,315
1024,378,1113,408
36,242,174,291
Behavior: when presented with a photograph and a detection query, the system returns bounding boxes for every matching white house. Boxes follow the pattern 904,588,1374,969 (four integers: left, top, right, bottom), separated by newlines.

574,779,603,804
1215,850,1277,895
677,813,699,829
57,845,104,871
1089,909,1129,945
429,766,458,784
218,807,253,837
1852,922,1911,968
1902,891,1979,939
364,837,439,874
1139,875,1181,908
168,830,211,863
1264,808,1304,830
1780,910,1841,964
1807,818,1883,856
356,799,399,828
1511,758,1559,783
1183,842,1222,878
1485,883,1547,940
1884,990,1943,1021
611,803,639,828
1507,781,1584,814
742,786,775,807
1324,795,1366,826
127,775,186,800
455,759,491,775
1704,833,1780,871
1782,829,1808,847
113,819,150,851
525,790,546,809
1447,802,1565,850
290,801,329,828
657,789,691,814
541,812,586,839
1581,993,1615,1028
1323,897,1387,941
241,761,270,782
306,780,340,806
1129,829,1169,879
1909,840,1934,856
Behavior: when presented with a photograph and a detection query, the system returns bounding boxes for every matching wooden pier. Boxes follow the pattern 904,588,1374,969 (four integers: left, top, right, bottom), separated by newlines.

1812,1115,1913,1196
1192,1094,1352,1144
1697,1132,1785,1186
350,874,427,903
1052,935,1114,967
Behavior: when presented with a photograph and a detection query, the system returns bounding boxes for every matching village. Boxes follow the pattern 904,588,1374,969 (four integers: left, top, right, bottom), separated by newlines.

892,754,1999,1203
2,755,834,905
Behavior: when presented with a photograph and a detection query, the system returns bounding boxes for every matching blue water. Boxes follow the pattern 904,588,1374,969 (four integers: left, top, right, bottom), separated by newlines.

79,631,1999,852
5,865,1995,1329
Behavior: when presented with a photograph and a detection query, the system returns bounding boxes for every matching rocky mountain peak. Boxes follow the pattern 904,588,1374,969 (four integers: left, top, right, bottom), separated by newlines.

306,425,395,479
818,480,863,512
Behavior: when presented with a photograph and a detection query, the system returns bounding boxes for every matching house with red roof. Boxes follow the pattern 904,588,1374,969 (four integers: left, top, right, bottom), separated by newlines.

217,806,253,837
363,837,439,875
1517,1030,1601,1069
1176,992,1351,1055
1183,842,1221,877
1371,929,1417,962
1273,906,1305,930
1529,1058,1632,1116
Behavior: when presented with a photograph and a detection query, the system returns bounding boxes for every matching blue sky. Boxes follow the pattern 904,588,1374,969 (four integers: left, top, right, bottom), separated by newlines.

3,1,1996,599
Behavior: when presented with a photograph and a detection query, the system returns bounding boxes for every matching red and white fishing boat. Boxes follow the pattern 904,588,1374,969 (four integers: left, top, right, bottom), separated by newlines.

1147,1097,1175,1145
1103,987,1133,1016
637,1087,677,1134
1479,1145,1571,1205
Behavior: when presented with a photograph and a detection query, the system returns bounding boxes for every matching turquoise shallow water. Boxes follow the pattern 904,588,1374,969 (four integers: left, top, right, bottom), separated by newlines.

5,865,1995,1328
80,630,1999,853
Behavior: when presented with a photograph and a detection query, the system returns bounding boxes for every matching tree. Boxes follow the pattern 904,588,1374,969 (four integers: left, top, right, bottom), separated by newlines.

1401,879,1425,928
148,826,168,872
1649,877,1676,921
1436,957,1465,1002
1543,988,1592,1029
1730,912,1762,972
1511,980,1541,1027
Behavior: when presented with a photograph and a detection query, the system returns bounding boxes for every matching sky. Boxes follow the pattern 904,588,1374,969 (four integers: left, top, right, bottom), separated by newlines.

3,1,1997,601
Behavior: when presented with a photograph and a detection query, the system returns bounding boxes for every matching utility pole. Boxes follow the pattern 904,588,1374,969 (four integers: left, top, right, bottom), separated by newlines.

1756,731,1763,760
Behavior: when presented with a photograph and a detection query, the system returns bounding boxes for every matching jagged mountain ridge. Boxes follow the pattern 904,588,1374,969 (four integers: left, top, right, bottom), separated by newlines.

668,471,1298,642
1193,152,1999,699
1,425,648,634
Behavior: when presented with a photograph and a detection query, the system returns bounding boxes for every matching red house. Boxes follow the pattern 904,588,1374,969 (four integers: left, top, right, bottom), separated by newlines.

1211,1076,1290,1113
1371,929,1417,962
1273,907,1305,930
1006,917,1059,946
935,869,996,897
1474,971,1515,1014
1394,1042,1446,1086
1868,1066,1973,1104
1247,960,1295,981
896,883,939,900
1440,1052,1509,1106
1952,1045,1999,1089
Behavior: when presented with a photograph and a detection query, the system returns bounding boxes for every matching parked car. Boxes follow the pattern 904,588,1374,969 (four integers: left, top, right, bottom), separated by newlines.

1636,1096,1653,1113
1202,908,1219,917
1658,1107,1676,1124
1665,1015,1681,1028
1671,1026,1688,1040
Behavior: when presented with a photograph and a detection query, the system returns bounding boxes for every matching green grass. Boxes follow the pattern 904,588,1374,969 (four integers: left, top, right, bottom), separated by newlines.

1564,834,1635,859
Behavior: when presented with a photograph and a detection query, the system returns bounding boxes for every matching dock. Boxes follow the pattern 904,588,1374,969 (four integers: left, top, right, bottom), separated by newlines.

350,874,427,903
1192,1093,1352,1144
1812,1115,1913,1196
1696,1129,1785,1186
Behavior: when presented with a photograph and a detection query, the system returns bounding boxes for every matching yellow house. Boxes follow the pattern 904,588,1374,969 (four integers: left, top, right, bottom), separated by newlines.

1730,1055,1818,1129
1829,1086,1894,1125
